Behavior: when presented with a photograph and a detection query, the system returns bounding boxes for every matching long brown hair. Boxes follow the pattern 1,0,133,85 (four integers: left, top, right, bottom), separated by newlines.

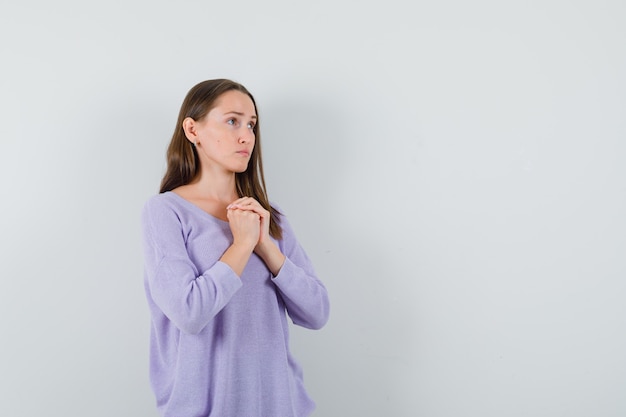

159,79,282,239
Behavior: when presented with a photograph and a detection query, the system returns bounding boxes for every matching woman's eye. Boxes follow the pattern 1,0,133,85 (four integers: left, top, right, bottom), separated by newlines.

227,119,236,126
247,122,256,129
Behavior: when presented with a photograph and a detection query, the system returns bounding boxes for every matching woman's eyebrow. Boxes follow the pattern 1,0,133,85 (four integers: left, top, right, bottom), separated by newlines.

224,111,257,119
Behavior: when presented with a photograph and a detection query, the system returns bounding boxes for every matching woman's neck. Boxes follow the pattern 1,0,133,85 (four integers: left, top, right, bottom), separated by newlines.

189,167,238,204
172,170,238,221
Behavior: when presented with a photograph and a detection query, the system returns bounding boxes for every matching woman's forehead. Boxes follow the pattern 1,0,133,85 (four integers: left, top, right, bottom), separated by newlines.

212,90,256,115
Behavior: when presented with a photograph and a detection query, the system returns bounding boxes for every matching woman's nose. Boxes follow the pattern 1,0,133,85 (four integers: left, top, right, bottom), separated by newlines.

239,128,254,143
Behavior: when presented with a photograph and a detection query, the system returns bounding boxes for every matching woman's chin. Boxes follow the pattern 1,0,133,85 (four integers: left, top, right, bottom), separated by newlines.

233,164,250,174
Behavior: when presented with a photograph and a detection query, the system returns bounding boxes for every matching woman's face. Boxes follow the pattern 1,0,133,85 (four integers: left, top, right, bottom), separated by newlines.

189,90,257,174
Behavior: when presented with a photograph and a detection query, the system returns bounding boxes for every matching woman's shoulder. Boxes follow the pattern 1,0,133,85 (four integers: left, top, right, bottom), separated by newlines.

142,192,185,217
270,201,288,221
270,201,296,235
144,191,174,207
270,200,283,212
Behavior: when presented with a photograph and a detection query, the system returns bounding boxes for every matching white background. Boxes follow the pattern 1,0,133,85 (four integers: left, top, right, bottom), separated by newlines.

1,1,625,416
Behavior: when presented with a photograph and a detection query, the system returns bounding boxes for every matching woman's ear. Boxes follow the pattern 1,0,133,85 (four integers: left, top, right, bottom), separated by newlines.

182,117,197,143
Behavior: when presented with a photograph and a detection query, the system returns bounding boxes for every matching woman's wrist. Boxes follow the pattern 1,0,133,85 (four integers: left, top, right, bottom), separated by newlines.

220,241,255,277
255,240,285,276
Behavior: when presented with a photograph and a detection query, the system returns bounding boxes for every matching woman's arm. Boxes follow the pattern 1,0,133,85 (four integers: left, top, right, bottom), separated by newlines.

142,198,245,335
225,198,330,329
271,213,330,330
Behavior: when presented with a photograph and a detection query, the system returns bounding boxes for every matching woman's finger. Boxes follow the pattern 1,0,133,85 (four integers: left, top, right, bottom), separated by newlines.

227,197,254,209
227,198,267,216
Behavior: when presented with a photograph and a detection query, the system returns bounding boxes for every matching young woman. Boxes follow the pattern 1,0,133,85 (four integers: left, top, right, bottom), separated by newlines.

141,79,330,417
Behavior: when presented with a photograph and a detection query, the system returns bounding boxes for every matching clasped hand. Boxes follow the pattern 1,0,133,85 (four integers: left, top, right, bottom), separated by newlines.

226,197,271,252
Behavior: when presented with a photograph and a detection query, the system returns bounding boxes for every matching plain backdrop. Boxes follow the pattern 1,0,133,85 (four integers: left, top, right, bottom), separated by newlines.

1,1,625,416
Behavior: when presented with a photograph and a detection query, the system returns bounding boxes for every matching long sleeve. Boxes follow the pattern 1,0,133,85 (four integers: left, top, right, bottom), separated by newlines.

273,214,330,330
142,197,242,335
